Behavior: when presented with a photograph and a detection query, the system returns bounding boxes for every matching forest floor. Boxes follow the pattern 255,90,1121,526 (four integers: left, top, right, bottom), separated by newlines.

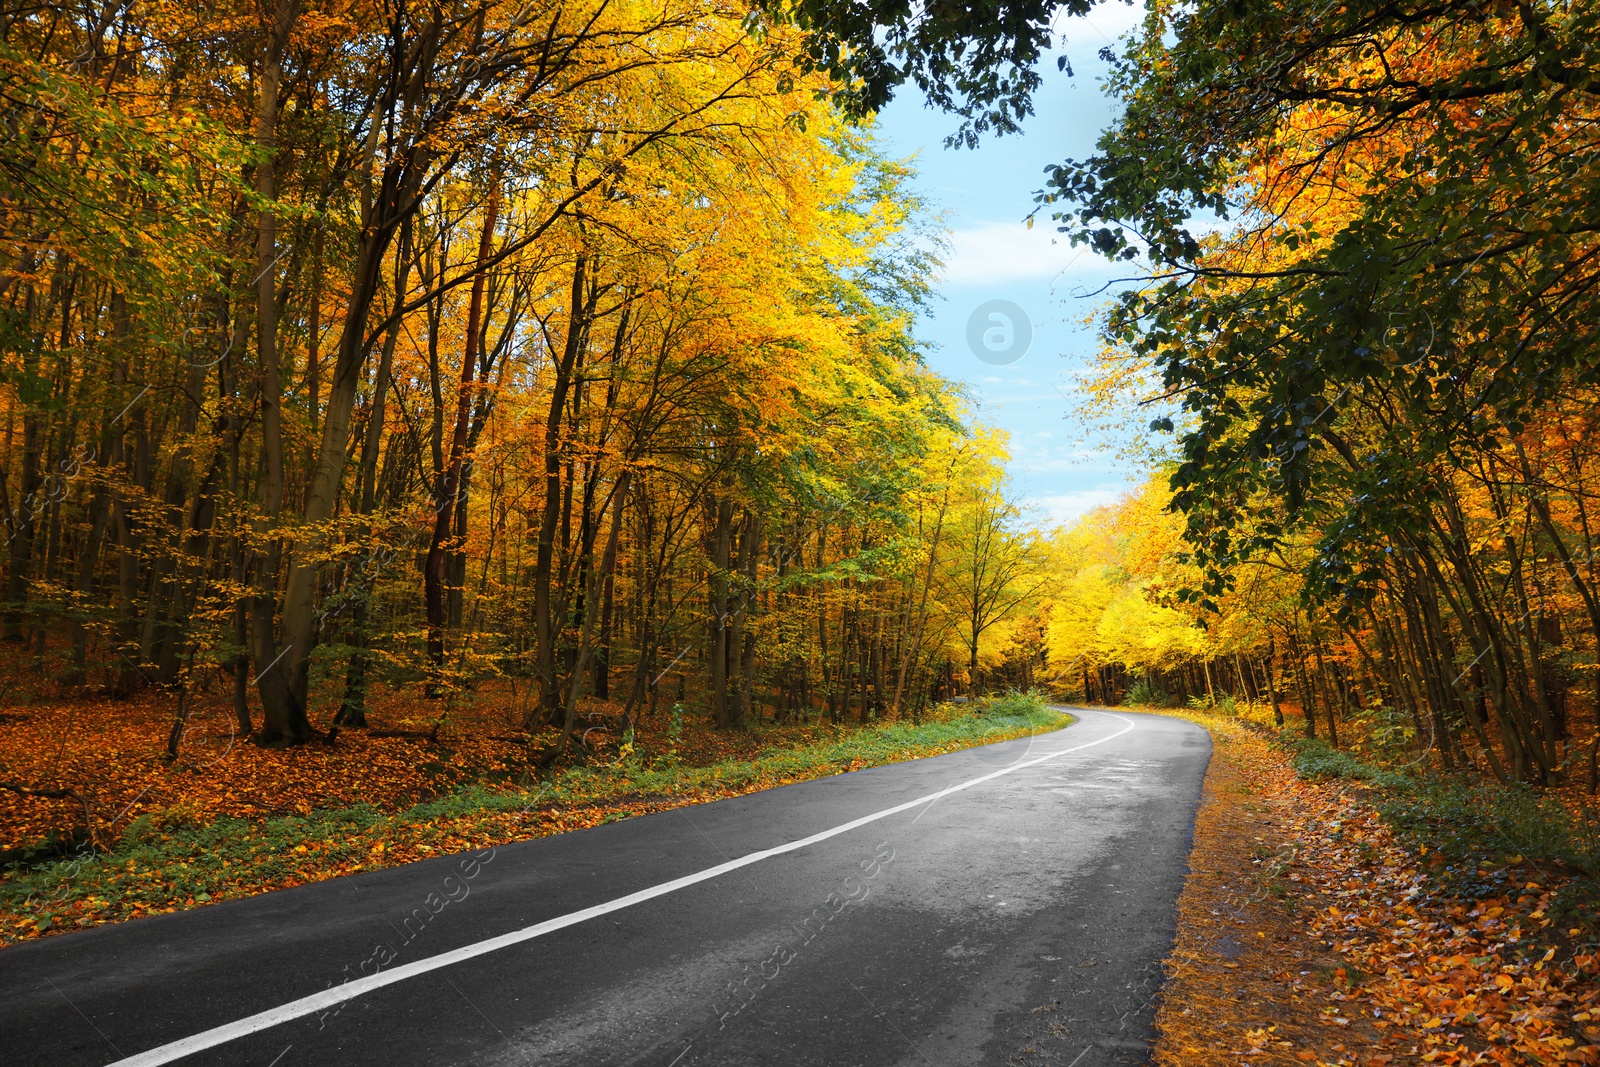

1152,709,1600,1067
0,674,1062,948
11,671,1600,1067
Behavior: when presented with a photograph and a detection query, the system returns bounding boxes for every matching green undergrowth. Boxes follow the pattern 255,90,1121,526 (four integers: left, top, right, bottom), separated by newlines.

2,691,1064,943
1286,736,1412,789
1284,734,1600,928
1130,704,1600,931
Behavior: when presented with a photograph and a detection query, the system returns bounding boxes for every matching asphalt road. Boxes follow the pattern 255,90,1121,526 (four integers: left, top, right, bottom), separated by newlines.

1,707,1210,1067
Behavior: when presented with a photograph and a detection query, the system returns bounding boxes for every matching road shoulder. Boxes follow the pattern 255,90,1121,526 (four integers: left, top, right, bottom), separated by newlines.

1151,717,1600,1067
2,698,1071,948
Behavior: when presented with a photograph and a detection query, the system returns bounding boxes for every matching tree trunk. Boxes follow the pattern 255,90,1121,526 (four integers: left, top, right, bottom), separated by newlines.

528,256,592,730
337,217,413,728
4,303,41,642
249,0,308,743
709,495,734,728
425,183,498,689
1263,640,1283,727
543,474,631,764
593,566,614,700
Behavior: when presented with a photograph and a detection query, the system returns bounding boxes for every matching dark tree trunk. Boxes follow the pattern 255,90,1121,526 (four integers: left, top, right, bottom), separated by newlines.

338,216,412,729
426,183,498,690
1263,640,1283,726
249,0,310,743
593,566,614,700
529,256,593,731
709,495,734,728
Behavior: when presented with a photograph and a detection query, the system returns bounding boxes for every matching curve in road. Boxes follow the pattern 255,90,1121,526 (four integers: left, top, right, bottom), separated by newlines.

0,707,1210,1067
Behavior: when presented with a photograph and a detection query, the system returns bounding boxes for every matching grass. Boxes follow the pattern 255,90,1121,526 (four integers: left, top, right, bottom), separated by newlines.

1285,736,1411,788
1274,733,1600,930
1133,701,1600,932
1376,778,1600,924
1281,737,1600,874
3,689,1065,944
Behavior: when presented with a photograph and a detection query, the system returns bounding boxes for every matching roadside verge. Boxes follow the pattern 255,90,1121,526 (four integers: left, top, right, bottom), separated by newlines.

1152,713,1599,1066
3,694,1068,947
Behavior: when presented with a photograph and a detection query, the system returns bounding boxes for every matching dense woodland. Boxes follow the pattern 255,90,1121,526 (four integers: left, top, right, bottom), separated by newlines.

0,0,1064,759
7,11,1600,1066
1044,0,1600,787
6,0,1600,798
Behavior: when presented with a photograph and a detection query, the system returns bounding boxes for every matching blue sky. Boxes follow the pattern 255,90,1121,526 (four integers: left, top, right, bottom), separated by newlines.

870,3,1149,528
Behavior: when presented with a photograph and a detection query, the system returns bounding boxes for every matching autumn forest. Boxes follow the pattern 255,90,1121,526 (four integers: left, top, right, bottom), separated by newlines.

5,0,1600,1058
0,0,1050,750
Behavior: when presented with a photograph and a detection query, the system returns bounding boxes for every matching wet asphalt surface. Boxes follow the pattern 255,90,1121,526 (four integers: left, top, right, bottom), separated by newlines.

0,707,1210,1067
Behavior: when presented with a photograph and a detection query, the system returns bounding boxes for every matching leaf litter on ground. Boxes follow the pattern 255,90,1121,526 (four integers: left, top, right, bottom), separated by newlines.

1,686,1064,945
1152,709,1599,1067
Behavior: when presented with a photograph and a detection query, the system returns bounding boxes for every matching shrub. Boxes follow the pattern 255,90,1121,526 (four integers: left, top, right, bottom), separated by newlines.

971,688,1053,718
1348,704,1418,759
1287,737,1409,788
1379,780,1600,879
1123,678,1177,707
1187,692,1239,714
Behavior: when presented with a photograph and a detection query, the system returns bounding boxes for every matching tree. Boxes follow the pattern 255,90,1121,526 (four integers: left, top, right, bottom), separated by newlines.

940,474,1051,695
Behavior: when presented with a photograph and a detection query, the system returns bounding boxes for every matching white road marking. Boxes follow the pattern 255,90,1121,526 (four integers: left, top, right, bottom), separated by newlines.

105,711,1137,1067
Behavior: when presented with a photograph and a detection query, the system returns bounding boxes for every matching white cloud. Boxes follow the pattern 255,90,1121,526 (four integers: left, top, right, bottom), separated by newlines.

1021,485,1130,526
1016,455,1114,474
937,213,1232,290
939,220,1122,285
